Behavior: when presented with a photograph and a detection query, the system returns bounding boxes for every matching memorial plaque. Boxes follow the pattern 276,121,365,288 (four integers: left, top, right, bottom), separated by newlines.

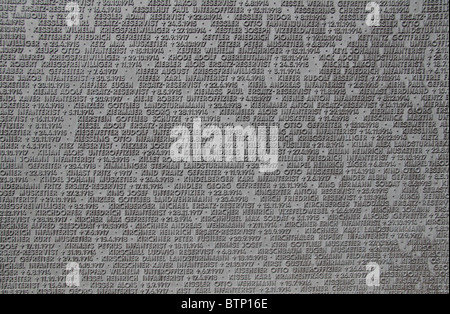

0,0,448,296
